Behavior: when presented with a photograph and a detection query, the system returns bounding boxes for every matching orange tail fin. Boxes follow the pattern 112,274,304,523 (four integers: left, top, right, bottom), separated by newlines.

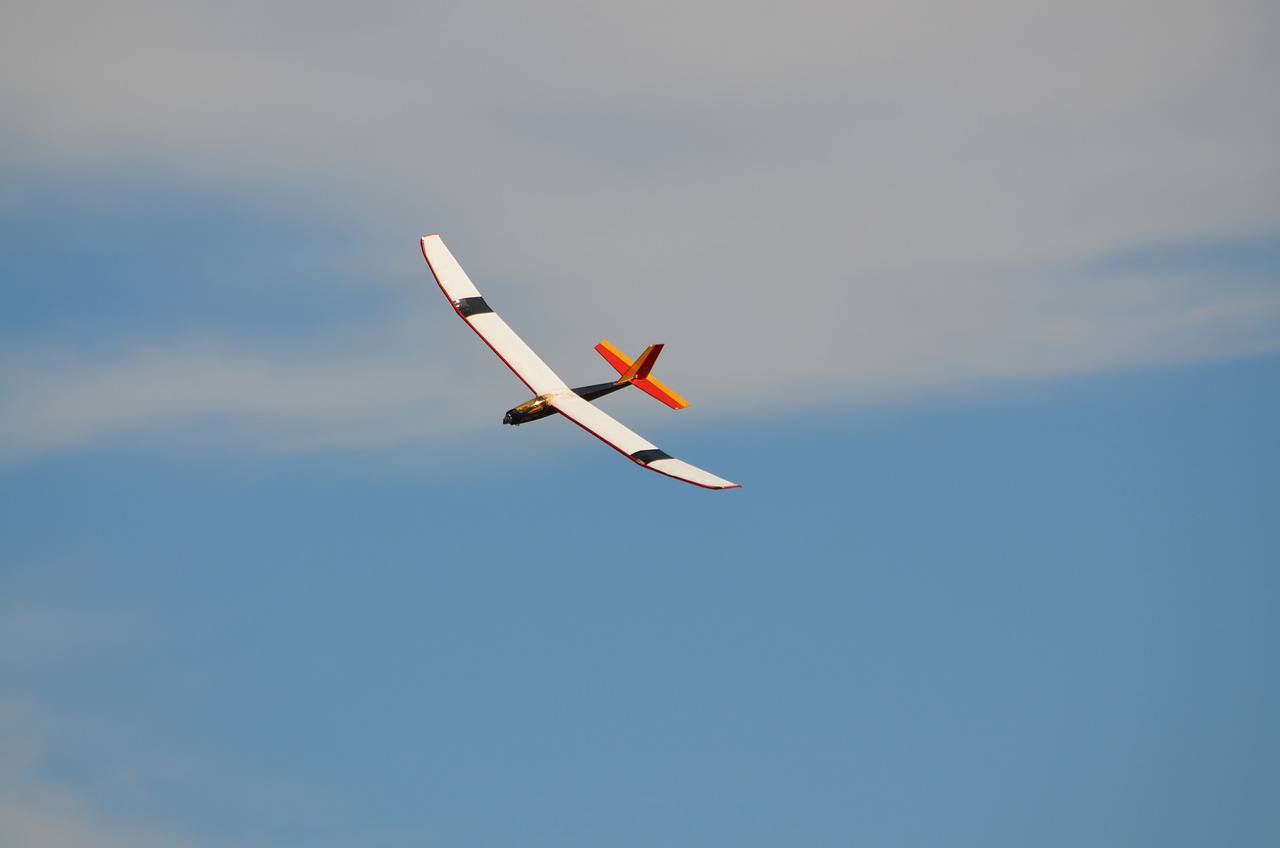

594,340,690,410
620,343,662,383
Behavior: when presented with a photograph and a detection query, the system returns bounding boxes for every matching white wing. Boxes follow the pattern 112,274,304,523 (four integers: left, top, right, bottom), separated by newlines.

421,234,568,395
549,392,740,490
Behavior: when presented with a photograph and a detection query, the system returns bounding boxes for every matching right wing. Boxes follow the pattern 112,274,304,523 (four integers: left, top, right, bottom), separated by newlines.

549,391,740,490
421,234,569,396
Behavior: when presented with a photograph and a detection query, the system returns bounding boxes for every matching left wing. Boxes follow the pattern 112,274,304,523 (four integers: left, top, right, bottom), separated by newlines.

421,234,568,395
549,392,740,490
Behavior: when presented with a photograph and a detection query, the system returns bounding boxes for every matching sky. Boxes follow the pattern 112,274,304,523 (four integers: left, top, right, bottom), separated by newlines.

2,1,1278,846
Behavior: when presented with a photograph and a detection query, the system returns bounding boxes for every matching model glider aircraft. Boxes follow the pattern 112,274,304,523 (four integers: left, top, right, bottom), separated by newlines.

421,234,739,490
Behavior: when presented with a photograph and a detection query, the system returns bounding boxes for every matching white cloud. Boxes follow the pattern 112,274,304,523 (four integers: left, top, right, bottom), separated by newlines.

0,342,475,461
1,1,1277,460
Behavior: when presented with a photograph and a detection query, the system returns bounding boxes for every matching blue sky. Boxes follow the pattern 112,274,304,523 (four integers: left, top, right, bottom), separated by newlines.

3,2,1279,846
3,355,1277,846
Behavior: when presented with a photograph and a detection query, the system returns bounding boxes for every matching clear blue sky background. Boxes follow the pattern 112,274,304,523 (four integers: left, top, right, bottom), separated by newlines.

3,3,1279,846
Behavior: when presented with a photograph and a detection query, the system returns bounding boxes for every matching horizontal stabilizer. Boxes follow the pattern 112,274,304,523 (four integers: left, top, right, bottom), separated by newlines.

595,340,690,410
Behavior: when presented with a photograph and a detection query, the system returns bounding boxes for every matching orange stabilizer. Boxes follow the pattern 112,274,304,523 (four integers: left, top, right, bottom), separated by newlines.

594,339,690,410
595,339,632,375
633,376,689,409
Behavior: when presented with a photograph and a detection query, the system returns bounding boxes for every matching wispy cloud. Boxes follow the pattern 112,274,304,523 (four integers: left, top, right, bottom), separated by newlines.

1,1,1277,461
0,598,208,848
0,594,290,848
0,342,482,462
0,771,214,848
3,264,1275,463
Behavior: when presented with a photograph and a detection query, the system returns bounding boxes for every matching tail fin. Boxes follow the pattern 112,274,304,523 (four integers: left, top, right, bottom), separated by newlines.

619,343,663,383
594,340,690,410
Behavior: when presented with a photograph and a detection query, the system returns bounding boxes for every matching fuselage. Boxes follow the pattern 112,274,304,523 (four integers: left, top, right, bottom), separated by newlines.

503,381,627,425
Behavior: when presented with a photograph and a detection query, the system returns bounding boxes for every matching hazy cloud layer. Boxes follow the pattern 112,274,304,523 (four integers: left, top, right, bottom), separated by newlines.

2,1,1278,459
0,596,195,848
0,607,237,848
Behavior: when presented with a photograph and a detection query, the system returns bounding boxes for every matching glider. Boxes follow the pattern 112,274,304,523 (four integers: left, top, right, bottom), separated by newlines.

421,234,740,490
